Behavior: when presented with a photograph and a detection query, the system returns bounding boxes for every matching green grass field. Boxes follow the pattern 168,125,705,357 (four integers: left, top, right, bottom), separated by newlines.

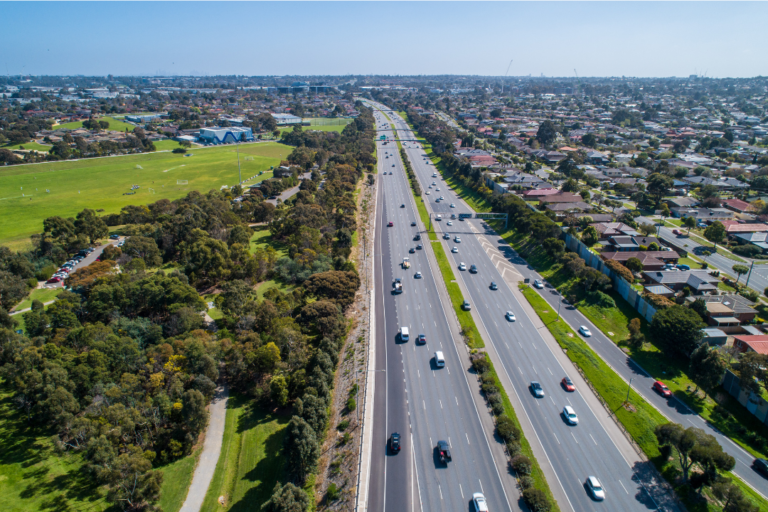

201,395,289,512
278,119,352,134
152,139,187,151
11,287,63,312
0,383,199,512
0,142,291,246
52,116,136,132
2,141,52,152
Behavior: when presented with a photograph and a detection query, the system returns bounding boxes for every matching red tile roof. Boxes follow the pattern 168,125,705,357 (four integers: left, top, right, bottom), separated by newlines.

721,222,768,233
733,335,768,355
721,198,754,213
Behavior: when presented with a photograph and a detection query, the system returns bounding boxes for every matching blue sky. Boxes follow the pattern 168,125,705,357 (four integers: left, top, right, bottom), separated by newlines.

1,2,766,78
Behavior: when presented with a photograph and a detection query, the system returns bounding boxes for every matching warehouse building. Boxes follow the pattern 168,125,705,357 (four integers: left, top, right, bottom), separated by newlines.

198,126,253,145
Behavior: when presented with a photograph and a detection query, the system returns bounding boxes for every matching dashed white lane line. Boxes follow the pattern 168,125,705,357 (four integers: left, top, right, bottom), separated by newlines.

466,432,470,445
590,434,597,445
571,432,579,444
553,432,560,445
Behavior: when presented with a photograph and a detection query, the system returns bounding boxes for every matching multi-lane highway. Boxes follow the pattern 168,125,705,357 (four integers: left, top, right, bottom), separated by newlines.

374,103,675,511
367,111,514,512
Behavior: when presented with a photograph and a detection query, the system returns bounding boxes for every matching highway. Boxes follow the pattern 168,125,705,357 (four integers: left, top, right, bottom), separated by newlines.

376,103,675,511
367,111,514,512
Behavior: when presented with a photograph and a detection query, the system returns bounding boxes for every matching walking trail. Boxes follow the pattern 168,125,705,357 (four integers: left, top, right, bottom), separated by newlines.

179,384,229,512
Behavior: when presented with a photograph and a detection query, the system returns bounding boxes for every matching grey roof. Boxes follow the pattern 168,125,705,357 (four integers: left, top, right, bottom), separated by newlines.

645,269,720,290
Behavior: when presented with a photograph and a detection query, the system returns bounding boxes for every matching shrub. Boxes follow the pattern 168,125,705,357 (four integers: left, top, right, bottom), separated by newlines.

519,476,535,490
472,354,491,374
733,245,761,257
585,290,615,308
326,482,340,501
336,420,349,431
496,415,520,443
739,288,759,302
522,488,552,512
346,397,356,412
506,441,522,457
491,402,505,416
643,292,676,309
605,259,634,283
511,454,532,475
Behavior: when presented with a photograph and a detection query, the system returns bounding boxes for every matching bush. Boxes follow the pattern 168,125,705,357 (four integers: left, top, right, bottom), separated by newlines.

491,402,505,416
605,259,634,283
519,475,535,490
733,245,761,257
739,288,759,302
511,454,532,475
496,415,520,444
585,290,616,308
346,397,356,412
522,487,552,512
326,482,340,501
472,353,491,374
336,420,349,431
35,264,57,281
506,441,522,457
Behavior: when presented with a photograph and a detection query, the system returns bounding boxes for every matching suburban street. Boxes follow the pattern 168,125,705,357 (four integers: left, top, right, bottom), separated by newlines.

377,103,679,511
367,111,514,512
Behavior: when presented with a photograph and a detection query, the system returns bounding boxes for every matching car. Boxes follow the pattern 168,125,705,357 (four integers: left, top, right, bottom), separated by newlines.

416,244,423,250
440,196,444,200
417,333,426,344
450,246,458,253
388,221,394,227
563,405,579,425
392,164,395,167
390,432,401,453
434,351,445,367
450,203,456,208
490,282,498,290
533,279,544,289
561,377,575,392
530,381,544,398
435,198,440,203
753,458,768,477
454,236,461,243
505,311,516,322
437,440,452,463
472,492,489,512
459,262,467,271
409,247,416,254
46,276,62,284
447,220,453,226
389,171,393,175
425,191,430,195
411,221,416,226
400,204,405,208
676,264,690,271
415,271,422,279
653,380,672,397
414,233,421,241
443,233,451,240
469,265,478,273
578,326,592,337
109,234,120,240
672,229,683,236
462,300,471,310
586,476,605,500
432,182,437,186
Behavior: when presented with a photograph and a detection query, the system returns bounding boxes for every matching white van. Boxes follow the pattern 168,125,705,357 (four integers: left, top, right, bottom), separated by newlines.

434,351,445,368
400,326,410,342
435,214,442,221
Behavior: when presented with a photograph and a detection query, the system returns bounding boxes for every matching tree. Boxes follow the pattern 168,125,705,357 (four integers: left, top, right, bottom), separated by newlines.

542,238,565,258
689,344,726,392
737,352,767,395
654,423,698,483
704,221,726,250
637,222,656,236
74,209,109,243
101,445,163,511
581,226,599,246
625,257,643,274
683,216,697,234
649,305,705,357
646,173,673,206
284,416,320,483
732,264,749,285
536,120,557,146
122,236,162,267
690,298,708,321
581,133,596,147
220,279,252,316
712,479,759,512
304,271,360,310
261,482,310,512
270,375,289,407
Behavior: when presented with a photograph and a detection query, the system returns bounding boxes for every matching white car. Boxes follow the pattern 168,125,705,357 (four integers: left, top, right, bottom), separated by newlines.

450,203,456,208
472,492,489,512
578,326,592,337
432,182,437,186
586,476,605,501
505,311,516,322
447,220,453,226
458,262,467,271
452,247,458,253
454,236,461,243
426,191,430,195
415,271,422,279
533,279,544,289
563,405,579,425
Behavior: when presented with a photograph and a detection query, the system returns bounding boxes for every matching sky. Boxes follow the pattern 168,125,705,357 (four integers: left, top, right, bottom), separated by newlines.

1,2,766,78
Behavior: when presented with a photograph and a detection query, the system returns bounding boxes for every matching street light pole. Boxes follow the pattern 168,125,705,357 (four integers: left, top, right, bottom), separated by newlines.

745,260,755,288
556,297,562,321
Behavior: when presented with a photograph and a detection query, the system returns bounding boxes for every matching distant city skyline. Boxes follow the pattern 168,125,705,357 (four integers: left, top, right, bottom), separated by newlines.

1,2,766,78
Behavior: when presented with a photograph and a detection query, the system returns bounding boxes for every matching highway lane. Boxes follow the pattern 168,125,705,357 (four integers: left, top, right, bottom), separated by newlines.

368,111,513,512
381,105,667,511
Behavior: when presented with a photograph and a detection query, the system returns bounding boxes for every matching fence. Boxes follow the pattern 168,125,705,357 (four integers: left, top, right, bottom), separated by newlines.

721,370,768,426
564,233,658,323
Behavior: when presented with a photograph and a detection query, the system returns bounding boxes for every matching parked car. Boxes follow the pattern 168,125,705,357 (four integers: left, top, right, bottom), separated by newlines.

462,300,471,310
753,458,768,477
109,234,120,240
46,276,62,284
653,380,672,397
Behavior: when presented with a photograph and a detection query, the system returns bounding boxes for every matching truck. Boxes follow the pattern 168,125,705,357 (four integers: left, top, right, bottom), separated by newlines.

393,278,403,294
402,257,410,269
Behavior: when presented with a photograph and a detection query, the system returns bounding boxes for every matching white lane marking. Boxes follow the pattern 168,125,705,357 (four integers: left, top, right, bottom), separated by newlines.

548,367,553,375
517,366,523,375
553,433,560,445
459,484,464,500
440,400,443,409
571,432,579,444
438,484,443,500
455,396,459,406
423,400,426,410
590,434,597,445
550,396,555,405
417,369,420,378
479,479,484,493
619,480,628,494
466,432,470,445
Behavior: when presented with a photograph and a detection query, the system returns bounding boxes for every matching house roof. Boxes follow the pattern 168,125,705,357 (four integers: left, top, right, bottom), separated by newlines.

539,192,582,203
722,198,754,212
603,251,680,265
522,188,559,197
733,335,768,355
721,221,768,233
545,201,592,212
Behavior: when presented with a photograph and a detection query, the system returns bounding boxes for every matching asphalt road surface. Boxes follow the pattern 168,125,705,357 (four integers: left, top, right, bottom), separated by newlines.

379,104,674,511
367,111,513,512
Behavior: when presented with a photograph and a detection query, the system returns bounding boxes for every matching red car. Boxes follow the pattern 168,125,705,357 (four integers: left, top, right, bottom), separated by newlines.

46,276,62,284
653,381,672,397
387,221,394,227
672,229,681,236
561,377,575,392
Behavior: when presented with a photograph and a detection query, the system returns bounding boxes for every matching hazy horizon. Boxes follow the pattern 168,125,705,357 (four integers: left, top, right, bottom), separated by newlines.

2,2,766,79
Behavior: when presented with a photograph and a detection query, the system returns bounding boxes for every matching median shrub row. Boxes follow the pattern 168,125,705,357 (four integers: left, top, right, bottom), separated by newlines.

472,352,556,512
399,147,422,196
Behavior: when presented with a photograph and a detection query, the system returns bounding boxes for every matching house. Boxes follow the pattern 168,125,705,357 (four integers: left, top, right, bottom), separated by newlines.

603,251,680,271
670,207,735,221
575,213,614,223
720,221,768,234
732,232,768,254
642,269,720,293
701,328,729,347
722,198,755,214
592,222,639,239
545,202,592,216
665,197,700,209
543,151,567,164
644,284,675,297
732,335,768,355
538,192,582,204
522,188,560,198
605,235,663,251
586,150,609,164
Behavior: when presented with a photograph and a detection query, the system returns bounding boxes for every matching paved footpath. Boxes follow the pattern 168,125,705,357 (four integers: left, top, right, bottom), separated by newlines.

180,385,229,512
